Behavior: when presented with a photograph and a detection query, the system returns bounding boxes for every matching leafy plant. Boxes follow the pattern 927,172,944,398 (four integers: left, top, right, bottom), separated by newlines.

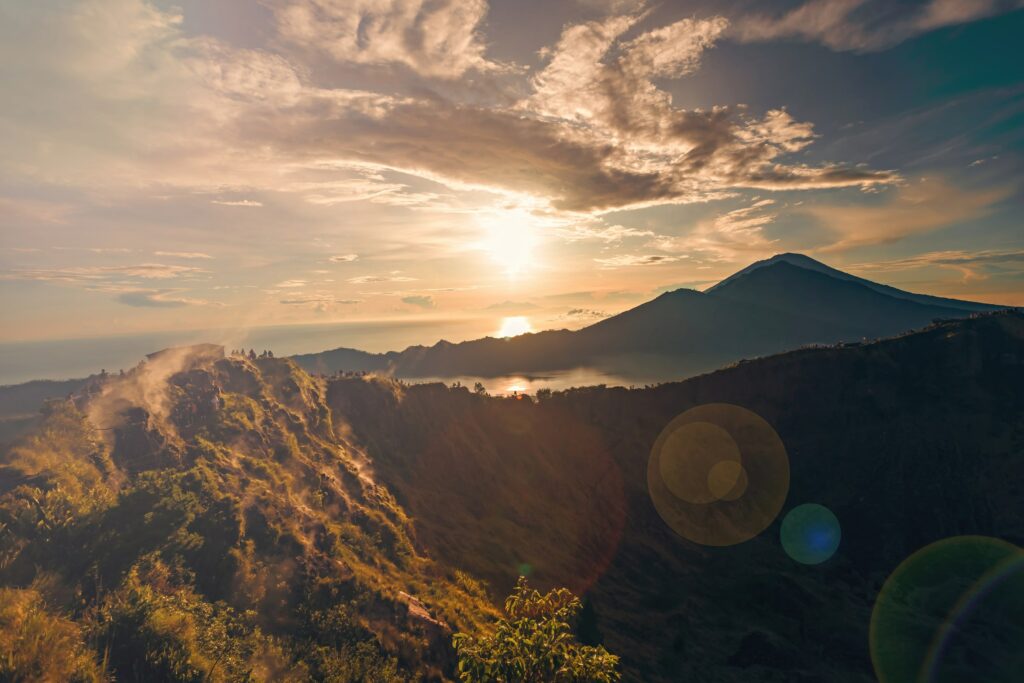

452,577,620,682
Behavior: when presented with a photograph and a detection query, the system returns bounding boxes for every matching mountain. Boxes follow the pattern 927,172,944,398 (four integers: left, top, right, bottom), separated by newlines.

709,252,1005,312
3,311,1022,680
293,253,1012,381
0,376,91,444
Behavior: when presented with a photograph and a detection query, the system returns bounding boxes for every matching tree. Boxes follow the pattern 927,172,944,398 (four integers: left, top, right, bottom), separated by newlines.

452,577,620,682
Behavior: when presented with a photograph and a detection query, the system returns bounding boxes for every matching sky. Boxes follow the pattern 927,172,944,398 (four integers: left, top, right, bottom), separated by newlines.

2,0,1023,349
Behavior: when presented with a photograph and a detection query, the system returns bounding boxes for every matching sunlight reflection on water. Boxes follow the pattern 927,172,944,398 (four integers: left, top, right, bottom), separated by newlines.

408,368,655,396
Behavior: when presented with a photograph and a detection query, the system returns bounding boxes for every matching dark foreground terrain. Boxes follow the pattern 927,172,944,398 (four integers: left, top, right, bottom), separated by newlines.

2,312,1022,680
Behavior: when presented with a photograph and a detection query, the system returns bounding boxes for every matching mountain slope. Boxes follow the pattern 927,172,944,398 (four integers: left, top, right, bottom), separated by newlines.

708,260,977,337
293,254,1011,381
0,347,497,681
708,252,1006,312
328,310,1024,682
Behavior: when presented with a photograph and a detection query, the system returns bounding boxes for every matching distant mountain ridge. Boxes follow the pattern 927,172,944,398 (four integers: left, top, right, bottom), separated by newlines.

293,254,1013,380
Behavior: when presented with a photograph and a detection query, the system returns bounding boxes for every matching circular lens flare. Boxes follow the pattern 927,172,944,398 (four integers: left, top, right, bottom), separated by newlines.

658,421,742,504
870,535,1024,683
647,403,790,547
708,460,747,501
780,503,841,565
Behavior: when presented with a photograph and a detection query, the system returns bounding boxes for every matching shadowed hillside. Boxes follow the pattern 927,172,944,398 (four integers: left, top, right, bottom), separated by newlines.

327,311,1024,682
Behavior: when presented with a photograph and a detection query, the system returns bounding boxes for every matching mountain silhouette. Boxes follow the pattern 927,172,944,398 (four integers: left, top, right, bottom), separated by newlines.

294,253,1011,380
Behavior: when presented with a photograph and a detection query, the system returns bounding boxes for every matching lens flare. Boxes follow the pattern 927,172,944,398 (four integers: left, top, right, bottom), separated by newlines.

647,403,790,546
780,503,841,565
870,535,1024,683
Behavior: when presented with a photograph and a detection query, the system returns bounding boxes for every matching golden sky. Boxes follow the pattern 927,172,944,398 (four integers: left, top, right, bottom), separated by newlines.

2,0,1023,345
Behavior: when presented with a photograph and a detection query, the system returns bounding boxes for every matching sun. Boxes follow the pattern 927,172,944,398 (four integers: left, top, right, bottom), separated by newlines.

496,316,533,338
478,208,540,277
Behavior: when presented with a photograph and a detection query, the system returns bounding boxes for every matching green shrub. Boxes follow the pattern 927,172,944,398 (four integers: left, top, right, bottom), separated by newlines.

453,577,620,682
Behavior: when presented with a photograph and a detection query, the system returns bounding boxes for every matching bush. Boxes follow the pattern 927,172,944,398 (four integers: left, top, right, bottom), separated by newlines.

452,577,620,682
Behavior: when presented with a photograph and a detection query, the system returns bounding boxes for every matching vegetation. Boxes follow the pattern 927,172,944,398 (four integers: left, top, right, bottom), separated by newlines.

0,351,500,681
453,577,620,683
331,312,1024,681
0,587,103,682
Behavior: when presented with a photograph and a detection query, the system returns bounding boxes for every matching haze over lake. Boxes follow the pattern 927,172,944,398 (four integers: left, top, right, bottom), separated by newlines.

0,318,495,385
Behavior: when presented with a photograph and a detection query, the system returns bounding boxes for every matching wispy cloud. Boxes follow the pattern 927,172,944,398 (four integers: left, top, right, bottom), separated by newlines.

595,254,680,268
329,254,359,263
116,289,216,308
851,249,1024,282
155,251,213,259
1,263,205,282
733,0,1022,52
280,295,362,305
401,294,435,308
561,307,610,320
273,0,511,79
653,198,779,260
555,224,655,243
210,199,263,207
805,177,1012,252
348,274,417,284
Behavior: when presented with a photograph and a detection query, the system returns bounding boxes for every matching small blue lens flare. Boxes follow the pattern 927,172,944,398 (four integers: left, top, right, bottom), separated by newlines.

781,503,841,565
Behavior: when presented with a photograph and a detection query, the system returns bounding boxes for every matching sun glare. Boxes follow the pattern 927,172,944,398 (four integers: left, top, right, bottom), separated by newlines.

496,316,533,338
478,208,540,277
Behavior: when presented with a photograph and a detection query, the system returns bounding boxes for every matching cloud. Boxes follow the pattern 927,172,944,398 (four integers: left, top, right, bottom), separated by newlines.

280,295,362,304
273,0,507,78
0,0,898,223
562,307,609,320
804,177,1012,252
594,254,680,268
575,0,646,12
851,249,1024,282
1,263,204,283
116,289,214,308
401,294,435,308
348,274,417,284
654,198,779,259
555,224,655,242
275,279,308,288
329,253,359,262
284,165,448,208
733,0,1022,52
211,199,263,207
155,251,213,259
52,246,132,254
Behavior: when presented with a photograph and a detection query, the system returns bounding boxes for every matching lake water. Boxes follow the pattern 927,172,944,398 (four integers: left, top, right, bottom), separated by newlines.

406,367,664,397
